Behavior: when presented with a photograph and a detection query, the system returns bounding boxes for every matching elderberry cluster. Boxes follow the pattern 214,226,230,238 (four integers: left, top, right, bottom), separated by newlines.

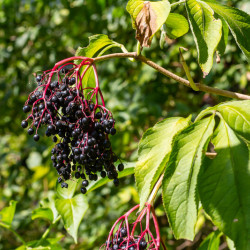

106,227,148,250
21,61,124,193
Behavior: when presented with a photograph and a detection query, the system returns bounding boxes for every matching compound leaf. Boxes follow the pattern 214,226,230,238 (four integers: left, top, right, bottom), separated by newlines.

162,115,215,240
186,0,222,76
126,0,171,47
165,13,189,39
198,118,250,249
55,194,88,243
136,116,192,209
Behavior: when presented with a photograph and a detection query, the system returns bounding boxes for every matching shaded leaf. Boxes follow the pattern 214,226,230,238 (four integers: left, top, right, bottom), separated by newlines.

136,116,192,209
198,118,250,249
55,194,88,243
198,230,221,250
165,13,189,39
186,0,222,76
217,18,229,57
162,116,215,240
0,200,17,226
204,0,250,60
126,0,171,47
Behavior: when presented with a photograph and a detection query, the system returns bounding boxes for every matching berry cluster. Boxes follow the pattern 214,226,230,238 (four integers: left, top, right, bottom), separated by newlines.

21,57,124,193
103,204,165,250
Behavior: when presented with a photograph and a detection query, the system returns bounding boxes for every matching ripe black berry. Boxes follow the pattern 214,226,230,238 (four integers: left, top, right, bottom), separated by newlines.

33,134,40,141
113,178,119,186
21,120,28,128
36,75,42,82
118,163,124,171
139,240,147,249
75,172,81,179
22,57,123,194
81,187,87,194
23,105,31,113
82,180,89,187
110,128,116,135
120,227,127,237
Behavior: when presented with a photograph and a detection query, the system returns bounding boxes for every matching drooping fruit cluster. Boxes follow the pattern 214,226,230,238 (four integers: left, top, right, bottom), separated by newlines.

102,204,166,250
21,56,124,193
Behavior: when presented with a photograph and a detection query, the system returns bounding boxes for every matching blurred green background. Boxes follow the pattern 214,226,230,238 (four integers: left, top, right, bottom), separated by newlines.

0,0,249,249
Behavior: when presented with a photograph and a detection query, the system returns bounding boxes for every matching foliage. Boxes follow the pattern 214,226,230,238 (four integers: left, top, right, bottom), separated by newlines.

0,0,249,249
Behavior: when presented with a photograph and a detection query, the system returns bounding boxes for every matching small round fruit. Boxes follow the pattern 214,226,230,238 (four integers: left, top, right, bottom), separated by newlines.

81,187,87,194
28,127,34,135
21,120,28,128
118,163,124,171
82,180,89,187
23,105,31,113
113,178,119,186
33,134,40,141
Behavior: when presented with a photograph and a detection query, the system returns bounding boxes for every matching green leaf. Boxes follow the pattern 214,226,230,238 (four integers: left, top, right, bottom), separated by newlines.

87,162,135,193
75,34,122,92
56,178,79,199
186,0,222,76
0,200,17,226
198,231,221,250
165,13,189,39
16,237,63,250
196,100,250,142
40,192,58,223
198,118,250,249
55,194,88,243
126,0,171,47
136,116,192,209
226,237,236,250
217,100,250,142
217,18,229,56
162,116,215,240
32,208,54,222
203,0,250,60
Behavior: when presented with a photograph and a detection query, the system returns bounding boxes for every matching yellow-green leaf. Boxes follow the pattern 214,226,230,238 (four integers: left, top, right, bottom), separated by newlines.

126,0,171,47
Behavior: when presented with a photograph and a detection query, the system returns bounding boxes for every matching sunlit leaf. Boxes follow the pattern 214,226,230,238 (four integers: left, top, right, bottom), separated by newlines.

204,0,250,60
55,194,88,243
126,0,171,47
136,116,192,209
165,13,189,39
162,116,215,240
186,0,222,76
0,200,17,226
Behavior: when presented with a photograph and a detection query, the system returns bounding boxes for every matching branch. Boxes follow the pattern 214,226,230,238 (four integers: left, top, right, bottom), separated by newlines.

94,53,250,100
0,222,26,245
